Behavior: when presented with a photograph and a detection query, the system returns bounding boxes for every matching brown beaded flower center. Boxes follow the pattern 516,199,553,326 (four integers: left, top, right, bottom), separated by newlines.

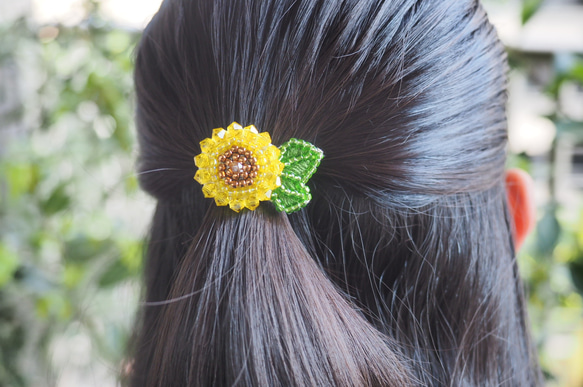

218,145,259,188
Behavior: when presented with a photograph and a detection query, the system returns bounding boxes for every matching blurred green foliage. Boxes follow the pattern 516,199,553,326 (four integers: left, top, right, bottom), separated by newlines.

0,8,143,387
0,1,582,386
521,0,544,24
509,4,583,383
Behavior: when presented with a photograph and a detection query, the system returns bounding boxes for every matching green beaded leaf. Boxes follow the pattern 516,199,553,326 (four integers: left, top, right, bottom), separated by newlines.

272,138,323,213
272,174,312,213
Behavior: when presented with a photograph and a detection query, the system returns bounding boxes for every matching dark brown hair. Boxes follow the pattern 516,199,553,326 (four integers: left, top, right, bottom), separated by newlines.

129,0,543,385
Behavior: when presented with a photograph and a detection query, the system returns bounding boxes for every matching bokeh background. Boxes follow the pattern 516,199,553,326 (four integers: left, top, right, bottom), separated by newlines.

0,0,582,386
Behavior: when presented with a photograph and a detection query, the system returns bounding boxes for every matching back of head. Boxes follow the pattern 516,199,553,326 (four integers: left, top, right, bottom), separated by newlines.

131,0,542,386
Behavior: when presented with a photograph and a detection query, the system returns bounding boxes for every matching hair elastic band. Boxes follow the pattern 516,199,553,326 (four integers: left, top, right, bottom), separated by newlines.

194,122,323,213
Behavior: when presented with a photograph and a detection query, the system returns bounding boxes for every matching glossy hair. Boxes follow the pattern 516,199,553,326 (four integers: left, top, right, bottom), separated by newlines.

129,0,543,385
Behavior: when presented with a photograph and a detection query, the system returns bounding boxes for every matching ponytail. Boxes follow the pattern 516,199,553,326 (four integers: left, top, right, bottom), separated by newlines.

133,205,412,386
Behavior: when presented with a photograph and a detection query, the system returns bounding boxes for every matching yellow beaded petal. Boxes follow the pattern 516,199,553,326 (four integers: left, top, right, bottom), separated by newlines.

193,122,284,212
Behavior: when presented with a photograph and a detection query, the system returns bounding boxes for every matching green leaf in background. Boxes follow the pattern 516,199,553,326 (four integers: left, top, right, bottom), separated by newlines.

506,152,531,172
64,235,113,264
105,30,132,54
3,163,40,199
570,259,583,295
572,62,583,83
119,239,143,271
99,240,142,288
40,184,71,215
0,244,19,287
98,259,131,288
35,293,73,321
0,292,26,387
521,0,544,25
547,56,583,99
535,204,561,258
62,264,85,289
124,174,139,194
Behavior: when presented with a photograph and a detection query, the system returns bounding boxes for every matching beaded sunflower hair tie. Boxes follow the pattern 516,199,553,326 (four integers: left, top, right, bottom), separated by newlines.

194,122,323,213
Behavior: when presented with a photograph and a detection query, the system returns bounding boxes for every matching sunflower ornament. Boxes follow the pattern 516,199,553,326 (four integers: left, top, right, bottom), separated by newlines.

194,122,323,213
